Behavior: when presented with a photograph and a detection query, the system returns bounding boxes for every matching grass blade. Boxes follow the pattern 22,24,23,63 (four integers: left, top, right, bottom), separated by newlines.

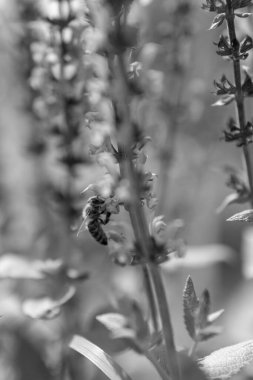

69,335,134,380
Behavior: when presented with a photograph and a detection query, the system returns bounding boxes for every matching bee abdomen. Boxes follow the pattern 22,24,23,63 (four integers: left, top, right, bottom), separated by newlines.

88,220,108,245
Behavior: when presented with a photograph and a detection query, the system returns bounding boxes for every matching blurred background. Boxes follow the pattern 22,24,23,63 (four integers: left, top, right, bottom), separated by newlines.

1,0,253,379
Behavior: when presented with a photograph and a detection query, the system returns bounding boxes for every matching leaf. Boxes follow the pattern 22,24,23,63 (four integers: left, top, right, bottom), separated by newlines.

96,313,136,339
183,276,199,339
227,209,253,222
209,13,226,29
207,309,224,323
69,335,134,380
183,277,223,342
240,36,253,54
96,313,127,332
199,340,253,379
235,12,252,17
22,286,76,319
232,0,253,9
216,193,245,213
212,94,235,106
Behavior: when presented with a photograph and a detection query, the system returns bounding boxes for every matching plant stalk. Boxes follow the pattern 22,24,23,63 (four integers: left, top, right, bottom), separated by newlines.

116,54,180,380
143,264,160,333
226,0,253,206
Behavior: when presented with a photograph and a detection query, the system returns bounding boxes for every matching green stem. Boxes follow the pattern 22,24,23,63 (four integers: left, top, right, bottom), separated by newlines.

143,264,159,333
226,0,253,206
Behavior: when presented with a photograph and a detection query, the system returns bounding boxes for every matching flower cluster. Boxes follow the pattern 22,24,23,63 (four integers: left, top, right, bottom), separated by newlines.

24,0,90,223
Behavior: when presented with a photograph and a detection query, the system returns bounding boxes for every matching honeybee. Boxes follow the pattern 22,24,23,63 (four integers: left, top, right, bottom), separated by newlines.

78,196,111,245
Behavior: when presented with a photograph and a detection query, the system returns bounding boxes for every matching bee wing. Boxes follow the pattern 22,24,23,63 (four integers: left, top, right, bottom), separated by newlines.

77,220,86,237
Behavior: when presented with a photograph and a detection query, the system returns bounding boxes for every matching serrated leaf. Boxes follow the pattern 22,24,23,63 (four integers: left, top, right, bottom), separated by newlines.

70,335,133,380
199,340,253,379
227,209,253,222
183,276,199,339
209,13,226,29
208,309,224,323
22,286,75,319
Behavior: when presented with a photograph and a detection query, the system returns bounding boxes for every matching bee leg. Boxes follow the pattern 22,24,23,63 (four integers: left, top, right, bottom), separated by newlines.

103,212,111,225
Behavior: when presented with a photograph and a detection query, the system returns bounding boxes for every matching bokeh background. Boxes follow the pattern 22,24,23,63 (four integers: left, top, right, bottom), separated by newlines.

1,0,253,379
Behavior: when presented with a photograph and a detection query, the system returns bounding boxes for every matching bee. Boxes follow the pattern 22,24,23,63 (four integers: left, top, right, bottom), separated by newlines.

78,196,111,245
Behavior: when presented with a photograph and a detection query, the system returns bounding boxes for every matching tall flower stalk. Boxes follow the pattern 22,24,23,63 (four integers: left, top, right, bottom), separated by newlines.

203,0,253,213
225,0,253,205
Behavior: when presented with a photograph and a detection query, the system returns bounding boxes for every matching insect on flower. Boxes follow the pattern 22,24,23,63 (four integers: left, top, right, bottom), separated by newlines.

78,196,111,245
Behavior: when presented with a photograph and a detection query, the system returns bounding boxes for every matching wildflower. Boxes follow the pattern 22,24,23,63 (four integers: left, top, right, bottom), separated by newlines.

149,216,185,263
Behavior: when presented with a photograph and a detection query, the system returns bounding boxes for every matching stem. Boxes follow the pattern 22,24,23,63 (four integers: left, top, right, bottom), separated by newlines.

226,0,253,206
118,154,159,333
188,341,198,357
116,55,180,380
143,264,159,333
150,264,180,379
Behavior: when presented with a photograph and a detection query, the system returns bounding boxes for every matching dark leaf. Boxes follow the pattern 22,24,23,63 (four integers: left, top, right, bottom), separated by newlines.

214,75,235,95
215,35,232,57
232,0,253,9
199,340,253,379
202,0,226,13
70,335,134,380
227,209,253,222
209,13,226,29
183,276,199,339
242,70,253,96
